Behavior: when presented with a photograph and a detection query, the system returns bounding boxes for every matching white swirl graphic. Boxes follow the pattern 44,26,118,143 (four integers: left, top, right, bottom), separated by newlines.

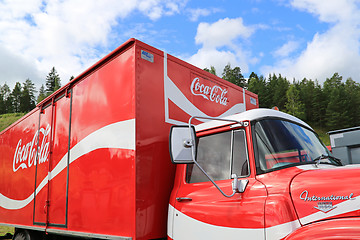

0,119,135,210
163,52,245,125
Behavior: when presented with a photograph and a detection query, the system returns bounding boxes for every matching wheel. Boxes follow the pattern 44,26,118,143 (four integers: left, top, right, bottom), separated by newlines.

12,229,37,240
13,230,29,240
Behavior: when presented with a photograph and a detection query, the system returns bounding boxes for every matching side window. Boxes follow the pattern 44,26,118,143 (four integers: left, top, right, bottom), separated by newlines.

186,129,249,183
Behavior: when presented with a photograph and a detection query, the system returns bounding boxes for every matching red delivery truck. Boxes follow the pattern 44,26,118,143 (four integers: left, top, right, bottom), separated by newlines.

169,109,360,239
0,39,258,240
2,39,360,240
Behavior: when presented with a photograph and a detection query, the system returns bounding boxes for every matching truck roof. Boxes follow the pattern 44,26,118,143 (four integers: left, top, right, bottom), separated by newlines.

328,126,360,135
195,108,312,132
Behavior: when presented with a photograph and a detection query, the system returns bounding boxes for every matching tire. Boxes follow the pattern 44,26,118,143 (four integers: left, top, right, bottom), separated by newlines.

13,230,31,240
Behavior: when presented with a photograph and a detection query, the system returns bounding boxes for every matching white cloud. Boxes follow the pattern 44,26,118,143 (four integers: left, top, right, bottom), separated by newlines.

0,0,187,88
188,8,211,22
273,40,301,58
138,0,186,20
195,17,254,48
290,0,357,23
188,48,238,75
188,17,255,76
0,45,43,85
262,0,360,83
188,8,221,22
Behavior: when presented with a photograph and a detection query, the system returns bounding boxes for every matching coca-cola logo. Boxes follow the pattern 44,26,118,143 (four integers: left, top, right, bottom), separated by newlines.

190,77,228,106
13,124,51,172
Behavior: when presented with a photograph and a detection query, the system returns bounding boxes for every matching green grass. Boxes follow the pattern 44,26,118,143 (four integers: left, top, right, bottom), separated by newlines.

0,226,14,236
0,113,25,132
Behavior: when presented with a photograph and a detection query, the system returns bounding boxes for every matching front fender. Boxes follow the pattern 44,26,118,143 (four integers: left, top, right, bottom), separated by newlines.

284,217,360,240
265,194,300,240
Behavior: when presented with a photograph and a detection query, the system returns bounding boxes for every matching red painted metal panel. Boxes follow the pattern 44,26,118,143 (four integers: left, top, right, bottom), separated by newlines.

0,109,39,226
170,126,266,238
284,218,360,240
174,179,267,228
134,43,170,240
33,104,52,225
290,167,360,225
48,95,71,226
65,43,136,237
134,40,259,239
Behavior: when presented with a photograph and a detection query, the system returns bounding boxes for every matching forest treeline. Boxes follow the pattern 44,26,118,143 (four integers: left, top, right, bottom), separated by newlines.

1,64,359,132
0,67,62,114
206,64,360,131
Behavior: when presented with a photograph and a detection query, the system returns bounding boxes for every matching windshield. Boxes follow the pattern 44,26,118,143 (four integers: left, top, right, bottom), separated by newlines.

254,119,339,173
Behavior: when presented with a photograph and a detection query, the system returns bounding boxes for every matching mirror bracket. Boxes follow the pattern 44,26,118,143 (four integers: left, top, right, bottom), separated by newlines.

232,174,249,193
183,139,193,148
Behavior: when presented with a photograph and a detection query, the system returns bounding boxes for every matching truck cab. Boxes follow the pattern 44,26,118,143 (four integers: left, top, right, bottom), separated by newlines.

168,108,360,240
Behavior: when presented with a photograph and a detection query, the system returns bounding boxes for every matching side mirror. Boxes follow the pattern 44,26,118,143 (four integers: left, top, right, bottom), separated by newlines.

169,125,196,164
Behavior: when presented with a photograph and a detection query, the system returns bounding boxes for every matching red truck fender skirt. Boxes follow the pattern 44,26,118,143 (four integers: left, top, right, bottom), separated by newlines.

284,217,360,240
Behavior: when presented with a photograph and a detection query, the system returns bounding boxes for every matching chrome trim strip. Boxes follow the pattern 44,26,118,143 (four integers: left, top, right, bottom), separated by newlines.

46,229,132,240
0,223,132,240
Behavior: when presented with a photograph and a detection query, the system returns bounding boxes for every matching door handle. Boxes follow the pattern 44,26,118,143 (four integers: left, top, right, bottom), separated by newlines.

176,197,192,202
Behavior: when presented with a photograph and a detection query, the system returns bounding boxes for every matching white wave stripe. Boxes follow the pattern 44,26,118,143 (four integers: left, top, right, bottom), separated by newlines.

165,75,245,124
0,119,135,210
163,52,245,125
168,205,262,239
300,194,360,224
168,204,300,240
266,219,301,240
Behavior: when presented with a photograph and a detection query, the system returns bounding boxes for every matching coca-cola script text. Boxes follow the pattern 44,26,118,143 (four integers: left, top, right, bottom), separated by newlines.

13,124,51,172
190,77,228,106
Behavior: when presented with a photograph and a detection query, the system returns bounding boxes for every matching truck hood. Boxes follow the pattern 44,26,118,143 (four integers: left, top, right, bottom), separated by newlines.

290,166,360,225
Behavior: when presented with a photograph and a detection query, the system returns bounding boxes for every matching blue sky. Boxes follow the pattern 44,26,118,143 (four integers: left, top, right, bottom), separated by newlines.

1,0,360,89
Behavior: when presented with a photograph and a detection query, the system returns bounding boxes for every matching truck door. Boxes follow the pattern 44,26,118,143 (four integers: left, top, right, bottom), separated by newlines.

33,102,53,225
34,92,71,227
171,129,267,240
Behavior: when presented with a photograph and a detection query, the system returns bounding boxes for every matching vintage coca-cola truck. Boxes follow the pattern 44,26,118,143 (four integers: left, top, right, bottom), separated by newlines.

0,39,258,239
1,39,360,240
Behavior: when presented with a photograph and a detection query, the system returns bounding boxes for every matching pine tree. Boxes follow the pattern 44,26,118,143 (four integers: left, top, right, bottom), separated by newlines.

285,84,305,119
1,84,12,113
0,85,5,114
247,72,268,108
222,63,246,88
343,78,360,127
45,67,61,96
204,66,217,76
20,79,37,112
324,73,347,130
298,78,315,123
37,84,47,103
267,74,289,110
312,80,327,128
11,82,22,113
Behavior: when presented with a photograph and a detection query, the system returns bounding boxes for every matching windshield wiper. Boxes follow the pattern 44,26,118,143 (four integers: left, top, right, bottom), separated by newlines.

313,154,342,167
327,155,343,166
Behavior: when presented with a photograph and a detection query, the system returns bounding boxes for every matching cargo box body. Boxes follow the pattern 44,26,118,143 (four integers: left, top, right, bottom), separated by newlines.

0,39,258,239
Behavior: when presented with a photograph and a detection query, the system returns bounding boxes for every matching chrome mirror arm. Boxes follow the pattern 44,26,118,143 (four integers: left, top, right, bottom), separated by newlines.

192,159,237,198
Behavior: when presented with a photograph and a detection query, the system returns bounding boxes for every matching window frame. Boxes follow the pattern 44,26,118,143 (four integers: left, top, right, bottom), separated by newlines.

251,117,333,175
185,128,250,184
